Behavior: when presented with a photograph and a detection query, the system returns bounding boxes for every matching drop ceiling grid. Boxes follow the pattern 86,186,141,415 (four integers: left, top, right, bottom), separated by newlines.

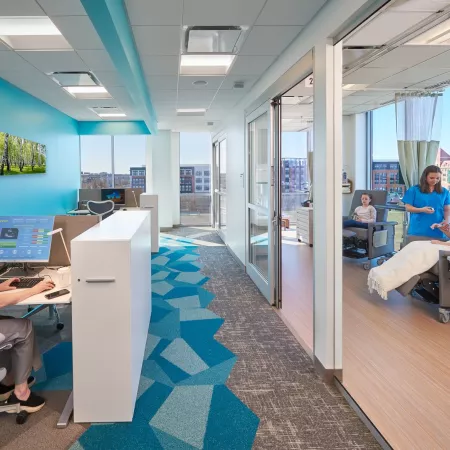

127,0,327,126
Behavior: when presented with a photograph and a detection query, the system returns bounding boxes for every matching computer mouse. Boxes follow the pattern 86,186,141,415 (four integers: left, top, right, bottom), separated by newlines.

123,208,127,211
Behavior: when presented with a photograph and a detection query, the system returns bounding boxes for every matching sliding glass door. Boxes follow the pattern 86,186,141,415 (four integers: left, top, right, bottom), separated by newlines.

246,103,279,304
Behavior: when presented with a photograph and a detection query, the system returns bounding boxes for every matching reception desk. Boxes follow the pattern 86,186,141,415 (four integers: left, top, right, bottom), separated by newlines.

71,211,151,423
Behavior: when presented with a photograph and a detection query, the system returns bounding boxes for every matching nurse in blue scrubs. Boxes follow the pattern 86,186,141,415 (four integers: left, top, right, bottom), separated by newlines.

403,165,450,239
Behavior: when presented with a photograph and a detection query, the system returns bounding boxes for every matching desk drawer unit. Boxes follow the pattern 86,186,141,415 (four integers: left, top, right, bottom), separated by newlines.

296,207,313,246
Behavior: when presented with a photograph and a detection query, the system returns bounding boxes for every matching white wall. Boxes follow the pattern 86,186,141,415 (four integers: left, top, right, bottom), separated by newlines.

222,111,246,263
146,131,180,229
342,114,368,213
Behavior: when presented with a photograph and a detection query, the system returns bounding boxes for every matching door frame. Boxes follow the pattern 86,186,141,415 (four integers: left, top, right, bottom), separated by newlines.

212,135,227,242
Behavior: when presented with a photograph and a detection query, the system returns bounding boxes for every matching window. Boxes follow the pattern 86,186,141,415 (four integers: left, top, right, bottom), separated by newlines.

204,170,210,176
180,132,212,226
204,177,210,183
80,136,113,189
371,105,405,197
80,135,146,191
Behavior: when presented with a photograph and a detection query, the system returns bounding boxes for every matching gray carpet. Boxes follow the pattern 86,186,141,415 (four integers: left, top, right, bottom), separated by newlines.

171,227,380,450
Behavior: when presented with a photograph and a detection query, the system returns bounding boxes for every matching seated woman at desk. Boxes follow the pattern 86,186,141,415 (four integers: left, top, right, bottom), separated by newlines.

403,165,450,239
0,278,54,413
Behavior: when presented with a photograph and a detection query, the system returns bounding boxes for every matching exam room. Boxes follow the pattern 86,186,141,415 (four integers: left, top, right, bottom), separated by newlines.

340,4,450,449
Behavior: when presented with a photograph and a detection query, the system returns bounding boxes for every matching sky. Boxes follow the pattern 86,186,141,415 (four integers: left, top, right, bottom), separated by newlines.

373,88,450,160
80,135,146,174
180,132,211,165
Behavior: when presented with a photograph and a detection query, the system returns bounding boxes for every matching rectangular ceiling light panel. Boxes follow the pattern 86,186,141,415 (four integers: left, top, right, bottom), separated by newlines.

63,86,112,99
177,109,206,116
180,54,235,76
0,16,71,50
185,26,246,53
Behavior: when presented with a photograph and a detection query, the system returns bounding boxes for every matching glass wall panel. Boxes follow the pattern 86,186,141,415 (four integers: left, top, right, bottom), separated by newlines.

80,136,113,189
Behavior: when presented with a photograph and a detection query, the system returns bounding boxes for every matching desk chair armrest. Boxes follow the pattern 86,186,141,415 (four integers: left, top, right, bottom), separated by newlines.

367,221,398,229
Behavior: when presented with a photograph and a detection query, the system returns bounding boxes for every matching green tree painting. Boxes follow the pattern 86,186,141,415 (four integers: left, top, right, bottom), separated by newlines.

0,132,46,176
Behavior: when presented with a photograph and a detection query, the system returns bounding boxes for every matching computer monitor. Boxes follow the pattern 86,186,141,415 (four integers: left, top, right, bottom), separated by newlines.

101,188,125,205
0,216,55,263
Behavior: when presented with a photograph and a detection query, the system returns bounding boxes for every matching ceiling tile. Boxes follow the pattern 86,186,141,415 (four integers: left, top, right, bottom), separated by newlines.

0,67,59,92
343,95,381,106
125,0,182,26
94,71,124,87
177,89,216,103
374,67,450,88
146,75,178,90
366,45,450,69
213,89,245,101
151,90,178,102
0,0,45,16
343,67,405,84
240,26,302,56
221,75,256,90
256,0,327,26
182,0,266,26
210,99,239,109
17,50,88,72
36,0,87,16
178,76,225,90
0,51,31,70
77,50,116,71
51,16,104,50
413,49,450,69
345,11,432,46
141,55,179,75
408,71,450,88
133,26,181,56
389,0,450,12
229,55,276,76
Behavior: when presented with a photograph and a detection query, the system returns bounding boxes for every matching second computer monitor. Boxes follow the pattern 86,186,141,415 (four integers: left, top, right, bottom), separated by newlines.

0,216,55,263
101,188,125,205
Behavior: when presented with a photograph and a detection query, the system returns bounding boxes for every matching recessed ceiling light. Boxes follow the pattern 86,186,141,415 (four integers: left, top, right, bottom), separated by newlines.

98,113,126,118
180,55,235,76
177,108,206,116
63,86,112,99
193,80,208,86
0,16,71,50
343,84,368,91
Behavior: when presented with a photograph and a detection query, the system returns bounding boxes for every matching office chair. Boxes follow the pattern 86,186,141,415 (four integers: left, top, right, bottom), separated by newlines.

343,190,397,269
87,200,115,220
0,339,29,424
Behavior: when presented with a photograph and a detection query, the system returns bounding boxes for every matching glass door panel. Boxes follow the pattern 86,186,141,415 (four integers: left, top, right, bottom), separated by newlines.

246,104,274,302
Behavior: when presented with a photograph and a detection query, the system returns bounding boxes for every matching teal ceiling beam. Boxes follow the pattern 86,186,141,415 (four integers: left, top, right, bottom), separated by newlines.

80,0,157,134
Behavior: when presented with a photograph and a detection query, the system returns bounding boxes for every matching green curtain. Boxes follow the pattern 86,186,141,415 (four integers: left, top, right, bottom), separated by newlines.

397,140,440,189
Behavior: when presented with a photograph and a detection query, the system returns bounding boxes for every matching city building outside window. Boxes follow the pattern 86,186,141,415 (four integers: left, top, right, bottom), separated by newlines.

80,135,146,191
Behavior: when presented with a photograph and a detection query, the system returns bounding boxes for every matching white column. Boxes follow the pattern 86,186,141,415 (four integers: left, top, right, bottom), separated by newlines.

313,40,343,372
171,132,180,226
342,113,368,213
147,131,175,229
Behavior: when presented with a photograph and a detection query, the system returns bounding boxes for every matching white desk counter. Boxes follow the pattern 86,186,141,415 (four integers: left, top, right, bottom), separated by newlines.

71,210,151,423
0,268,72,306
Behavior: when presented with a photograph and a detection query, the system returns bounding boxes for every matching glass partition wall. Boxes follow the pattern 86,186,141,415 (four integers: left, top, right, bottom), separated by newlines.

213,138,227,239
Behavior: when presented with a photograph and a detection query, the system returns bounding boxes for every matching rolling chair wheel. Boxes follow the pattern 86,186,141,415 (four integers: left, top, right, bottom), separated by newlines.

439,311,450,324
16,411,28,424
363,263,371,270
377,258,385,266
56,323,64,331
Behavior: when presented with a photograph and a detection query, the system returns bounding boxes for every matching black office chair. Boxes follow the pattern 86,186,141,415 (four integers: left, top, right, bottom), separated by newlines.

86,200,115,220
0,338,28,424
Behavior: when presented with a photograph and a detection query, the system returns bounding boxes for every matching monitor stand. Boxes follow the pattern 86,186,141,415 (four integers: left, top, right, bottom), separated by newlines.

0,263,40,278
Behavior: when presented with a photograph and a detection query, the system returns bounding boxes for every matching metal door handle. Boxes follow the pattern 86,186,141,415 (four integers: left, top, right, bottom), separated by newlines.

85,278,116,283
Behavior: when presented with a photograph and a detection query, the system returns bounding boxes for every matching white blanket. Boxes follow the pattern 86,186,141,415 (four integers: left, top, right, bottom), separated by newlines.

368,240,449,300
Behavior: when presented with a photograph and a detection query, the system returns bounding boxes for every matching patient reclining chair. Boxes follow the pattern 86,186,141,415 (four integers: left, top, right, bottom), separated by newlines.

396,235,450,324
343,190,397,270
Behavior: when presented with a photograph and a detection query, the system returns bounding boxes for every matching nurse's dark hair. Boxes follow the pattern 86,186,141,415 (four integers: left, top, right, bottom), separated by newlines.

419,165,442,193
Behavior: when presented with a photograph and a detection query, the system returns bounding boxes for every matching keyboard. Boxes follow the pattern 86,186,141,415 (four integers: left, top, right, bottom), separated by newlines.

0,277,44,289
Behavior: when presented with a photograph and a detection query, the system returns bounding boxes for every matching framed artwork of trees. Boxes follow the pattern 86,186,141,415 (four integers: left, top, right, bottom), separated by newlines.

0,132,46,176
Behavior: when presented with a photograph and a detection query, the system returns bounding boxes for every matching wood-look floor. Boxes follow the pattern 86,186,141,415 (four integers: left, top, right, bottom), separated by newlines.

343,258,450,450
279,230,313,355
280,239,450,449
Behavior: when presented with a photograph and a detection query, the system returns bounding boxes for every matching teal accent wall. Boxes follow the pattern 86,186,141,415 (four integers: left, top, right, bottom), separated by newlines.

0,78,80,216
78,121,150,135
